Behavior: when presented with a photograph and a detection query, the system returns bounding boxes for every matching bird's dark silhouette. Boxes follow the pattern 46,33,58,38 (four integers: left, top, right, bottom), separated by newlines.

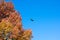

30,19,34,21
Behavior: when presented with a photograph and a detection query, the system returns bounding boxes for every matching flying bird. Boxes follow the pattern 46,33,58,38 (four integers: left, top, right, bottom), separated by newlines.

30,19,34,21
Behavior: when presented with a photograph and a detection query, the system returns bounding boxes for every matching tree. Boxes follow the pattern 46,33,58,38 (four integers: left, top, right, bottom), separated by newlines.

0,0,32,40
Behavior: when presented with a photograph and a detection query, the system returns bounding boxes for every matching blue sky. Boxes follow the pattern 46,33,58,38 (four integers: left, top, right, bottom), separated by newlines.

7,0,60,40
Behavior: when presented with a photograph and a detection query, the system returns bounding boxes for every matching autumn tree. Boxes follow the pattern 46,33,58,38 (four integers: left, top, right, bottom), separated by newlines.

0,0,32,40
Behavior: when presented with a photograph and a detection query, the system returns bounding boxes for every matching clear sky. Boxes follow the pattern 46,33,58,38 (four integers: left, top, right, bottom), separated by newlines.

7,0,60,40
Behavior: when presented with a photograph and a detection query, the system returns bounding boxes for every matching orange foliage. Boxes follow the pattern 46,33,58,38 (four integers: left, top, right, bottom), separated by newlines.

0,0,32,40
